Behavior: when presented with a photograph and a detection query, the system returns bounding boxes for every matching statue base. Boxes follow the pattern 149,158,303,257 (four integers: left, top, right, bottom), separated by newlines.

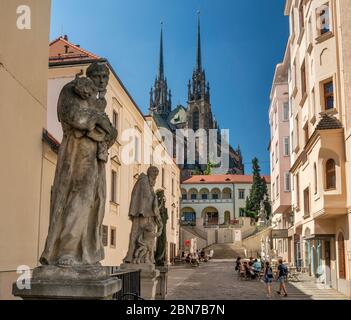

12,265,121,300
120,263,160,300
155,266,168,300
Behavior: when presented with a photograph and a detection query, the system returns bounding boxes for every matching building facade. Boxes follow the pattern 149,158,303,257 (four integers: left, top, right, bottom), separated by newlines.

0,0,52,300
180,175,270,249
281,0,351,297
149,19,244,180
47,36,181,267
269,46,293,263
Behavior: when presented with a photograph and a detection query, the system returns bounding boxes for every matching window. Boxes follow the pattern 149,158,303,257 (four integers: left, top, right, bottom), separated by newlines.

323,80,334,110
338,233,346,279
295,115,300,150
212,194,219,200
326,159,336,190
283,102,289,121
284,173,291,192
317,3,330,36
191,194,197,200
102,225,108,247
110,227,116,248
303,187,310,218
134,135,140,163
284,137,290,156
239,208,246,217
112,110,118,129
238,189,245,200
275,109,278,129
311,88,316,118
296,174,300,209
272,152,275,170
301,60,307,97
299,1,305,32
201,193,208,200
276,176,279,197
162,168,165,188
272,183,275,201
182,194,187,200
275,142,278,163
111,170,117,203
171,211,175,230
314,163,318,195
193,109,199,131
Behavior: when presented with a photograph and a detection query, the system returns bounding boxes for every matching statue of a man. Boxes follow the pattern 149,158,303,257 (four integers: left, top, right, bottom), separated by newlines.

155,189,168,266
123,166,163,264
39,62,117,268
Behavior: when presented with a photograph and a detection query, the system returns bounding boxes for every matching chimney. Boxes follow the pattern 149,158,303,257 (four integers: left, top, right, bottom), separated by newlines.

63,35,68,41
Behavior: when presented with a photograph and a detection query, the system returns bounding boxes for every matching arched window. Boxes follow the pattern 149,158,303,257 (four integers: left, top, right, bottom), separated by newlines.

193,109,199,131
338,233,346,279
326,159,336,190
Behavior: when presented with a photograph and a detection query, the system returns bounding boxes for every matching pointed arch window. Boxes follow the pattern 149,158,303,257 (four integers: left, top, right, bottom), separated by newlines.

193,108,200,131
326,159,336,190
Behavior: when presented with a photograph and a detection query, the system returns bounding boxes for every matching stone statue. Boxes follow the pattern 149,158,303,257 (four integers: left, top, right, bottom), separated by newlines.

39,62,117,269
155,189,168,266
123,166,163,265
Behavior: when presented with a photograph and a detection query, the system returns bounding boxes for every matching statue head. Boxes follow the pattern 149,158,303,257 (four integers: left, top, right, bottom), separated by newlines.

86,62,110,92
147,166,159,187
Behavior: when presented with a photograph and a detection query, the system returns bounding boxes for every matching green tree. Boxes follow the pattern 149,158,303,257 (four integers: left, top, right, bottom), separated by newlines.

245,158,270,220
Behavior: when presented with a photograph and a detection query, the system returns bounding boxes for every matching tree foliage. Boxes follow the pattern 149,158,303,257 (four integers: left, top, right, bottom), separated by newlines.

244,158,271,220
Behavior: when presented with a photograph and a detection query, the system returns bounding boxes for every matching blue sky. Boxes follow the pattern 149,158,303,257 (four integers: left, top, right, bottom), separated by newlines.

50,0,289,175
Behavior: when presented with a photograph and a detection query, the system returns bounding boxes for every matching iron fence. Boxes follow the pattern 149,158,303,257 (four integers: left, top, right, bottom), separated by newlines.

110,267,142,300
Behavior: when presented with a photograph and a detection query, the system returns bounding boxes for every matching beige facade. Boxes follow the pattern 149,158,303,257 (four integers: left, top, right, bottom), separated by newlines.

281,0,351,297
0,0,52,299
269,46,293,263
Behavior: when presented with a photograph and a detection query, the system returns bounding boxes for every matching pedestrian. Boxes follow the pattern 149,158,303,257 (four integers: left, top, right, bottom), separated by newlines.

252,259,261,278
209,249,214,260
235,257,242,272
263,261,274,298
276,259,288,297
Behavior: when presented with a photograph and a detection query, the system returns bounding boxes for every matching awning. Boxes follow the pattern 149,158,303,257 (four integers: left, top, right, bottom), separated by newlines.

303,234,335,241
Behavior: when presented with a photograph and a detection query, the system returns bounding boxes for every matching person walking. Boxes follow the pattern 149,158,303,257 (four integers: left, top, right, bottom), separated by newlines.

276,259,288,297
263,261,274,298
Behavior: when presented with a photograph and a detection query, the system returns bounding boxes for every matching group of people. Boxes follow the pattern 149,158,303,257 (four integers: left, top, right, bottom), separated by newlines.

181,249,214,267
235,257,289,298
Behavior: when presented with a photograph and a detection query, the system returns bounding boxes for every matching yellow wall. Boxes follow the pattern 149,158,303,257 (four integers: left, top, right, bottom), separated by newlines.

0,0,51,299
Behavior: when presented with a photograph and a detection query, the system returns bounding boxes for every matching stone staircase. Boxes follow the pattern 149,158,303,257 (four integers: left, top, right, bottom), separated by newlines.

182,226,207,241
206,243,246,259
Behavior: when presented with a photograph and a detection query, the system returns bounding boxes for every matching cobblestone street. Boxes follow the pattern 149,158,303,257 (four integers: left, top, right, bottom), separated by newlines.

166,260,349,300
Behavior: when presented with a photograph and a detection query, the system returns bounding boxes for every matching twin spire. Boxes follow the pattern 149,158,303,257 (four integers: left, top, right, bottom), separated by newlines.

150,14,210,118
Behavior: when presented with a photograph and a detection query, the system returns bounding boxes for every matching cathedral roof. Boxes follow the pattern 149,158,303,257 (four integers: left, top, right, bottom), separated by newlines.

152,113,172,130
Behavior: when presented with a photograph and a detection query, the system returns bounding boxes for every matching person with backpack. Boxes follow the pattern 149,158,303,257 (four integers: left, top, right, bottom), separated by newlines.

263,261,273,298
276,259,288,297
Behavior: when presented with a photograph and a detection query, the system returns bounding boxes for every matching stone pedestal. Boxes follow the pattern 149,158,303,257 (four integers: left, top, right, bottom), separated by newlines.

120,263,160,300
12,265,121,300
155,266,168,300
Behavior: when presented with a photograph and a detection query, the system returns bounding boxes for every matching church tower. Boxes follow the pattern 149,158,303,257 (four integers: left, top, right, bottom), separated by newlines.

149,23,172,120
187,15,215,131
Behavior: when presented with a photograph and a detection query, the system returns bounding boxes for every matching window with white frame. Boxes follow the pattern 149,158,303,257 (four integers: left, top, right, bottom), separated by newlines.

283,102,289,121
284,137,290,156
284,173,291,192
317,3,330,36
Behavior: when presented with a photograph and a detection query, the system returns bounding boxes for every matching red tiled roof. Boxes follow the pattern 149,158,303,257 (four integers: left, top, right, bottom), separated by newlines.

183,175,271,185
49,35,100,64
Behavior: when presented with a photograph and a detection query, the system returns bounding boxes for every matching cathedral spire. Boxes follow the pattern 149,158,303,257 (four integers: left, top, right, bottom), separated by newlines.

149,22,172,120
196,12,202,71
158,22,164,79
